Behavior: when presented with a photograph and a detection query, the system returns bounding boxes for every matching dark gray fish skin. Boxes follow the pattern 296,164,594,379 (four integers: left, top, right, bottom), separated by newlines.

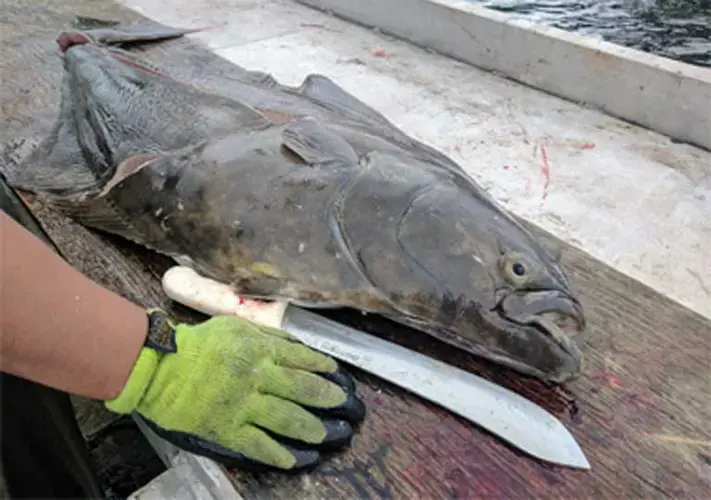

8,23,586,384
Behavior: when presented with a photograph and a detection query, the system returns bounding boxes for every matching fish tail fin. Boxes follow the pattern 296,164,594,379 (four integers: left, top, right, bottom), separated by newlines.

71,16,121,29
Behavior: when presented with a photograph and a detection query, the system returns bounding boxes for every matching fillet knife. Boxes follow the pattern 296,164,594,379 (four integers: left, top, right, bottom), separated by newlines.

162,266,590,470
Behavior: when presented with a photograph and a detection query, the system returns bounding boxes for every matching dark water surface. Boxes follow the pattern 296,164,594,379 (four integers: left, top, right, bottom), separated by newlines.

467,0,711,67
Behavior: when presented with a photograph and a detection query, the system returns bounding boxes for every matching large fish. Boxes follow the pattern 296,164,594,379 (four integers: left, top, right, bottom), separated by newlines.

3,20,586,383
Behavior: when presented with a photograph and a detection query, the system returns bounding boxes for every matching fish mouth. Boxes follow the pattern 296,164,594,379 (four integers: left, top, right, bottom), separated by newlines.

494,290,586,383
524,307,585,359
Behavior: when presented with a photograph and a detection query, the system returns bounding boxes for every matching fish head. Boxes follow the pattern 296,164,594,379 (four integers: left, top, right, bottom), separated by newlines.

477,221,586,384
391,175,586,384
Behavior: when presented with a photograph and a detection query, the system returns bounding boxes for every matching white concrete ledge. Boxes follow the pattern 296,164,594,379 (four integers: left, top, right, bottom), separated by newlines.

295,0,711,151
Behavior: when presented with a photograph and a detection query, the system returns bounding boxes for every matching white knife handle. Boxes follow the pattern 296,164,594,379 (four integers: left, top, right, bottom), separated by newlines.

161,266,287,329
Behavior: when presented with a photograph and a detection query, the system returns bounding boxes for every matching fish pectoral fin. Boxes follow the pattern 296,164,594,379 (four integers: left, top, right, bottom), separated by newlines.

282,118,359,165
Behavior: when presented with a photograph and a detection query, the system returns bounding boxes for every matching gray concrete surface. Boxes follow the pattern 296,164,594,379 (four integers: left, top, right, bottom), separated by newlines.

296,0,711,151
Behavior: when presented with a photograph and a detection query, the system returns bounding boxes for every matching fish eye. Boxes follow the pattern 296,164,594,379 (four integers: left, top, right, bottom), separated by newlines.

500,254,532,287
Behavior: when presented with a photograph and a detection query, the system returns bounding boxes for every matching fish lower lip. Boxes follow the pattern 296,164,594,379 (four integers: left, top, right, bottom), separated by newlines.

495,295,584,341
529,314,583,360
532,316,571,343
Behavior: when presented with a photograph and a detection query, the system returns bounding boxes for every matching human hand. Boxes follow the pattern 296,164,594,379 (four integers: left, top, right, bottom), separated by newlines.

105,309,365,472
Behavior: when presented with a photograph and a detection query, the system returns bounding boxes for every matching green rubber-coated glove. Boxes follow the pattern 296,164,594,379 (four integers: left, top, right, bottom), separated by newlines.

105,309,366,472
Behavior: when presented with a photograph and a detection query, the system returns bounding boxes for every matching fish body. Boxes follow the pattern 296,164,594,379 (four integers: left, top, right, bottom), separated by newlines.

2,18,586,383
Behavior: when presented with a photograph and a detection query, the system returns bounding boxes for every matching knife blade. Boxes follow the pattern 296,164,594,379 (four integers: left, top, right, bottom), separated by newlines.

162,266,590,470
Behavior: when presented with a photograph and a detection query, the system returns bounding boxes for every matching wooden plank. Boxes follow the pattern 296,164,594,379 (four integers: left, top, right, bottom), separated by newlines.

1,1,709,498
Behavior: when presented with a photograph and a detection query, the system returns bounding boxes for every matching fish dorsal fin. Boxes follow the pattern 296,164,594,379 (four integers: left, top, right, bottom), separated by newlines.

295,75,460,172
282,117,358,165
297,75,397,131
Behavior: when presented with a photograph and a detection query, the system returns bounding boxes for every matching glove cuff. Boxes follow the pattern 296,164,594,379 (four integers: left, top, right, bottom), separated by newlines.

105,346,161,414
143,308,179,353
104,308,175,414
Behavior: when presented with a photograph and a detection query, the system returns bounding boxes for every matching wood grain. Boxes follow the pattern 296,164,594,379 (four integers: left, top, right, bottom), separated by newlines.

1,1,709,497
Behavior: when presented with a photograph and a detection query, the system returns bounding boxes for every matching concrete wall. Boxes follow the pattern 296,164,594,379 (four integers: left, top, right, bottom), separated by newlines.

295,0,711,151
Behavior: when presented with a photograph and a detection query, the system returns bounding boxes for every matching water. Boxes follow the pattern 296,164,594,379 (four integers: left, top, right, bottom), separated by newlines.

466,0,711,67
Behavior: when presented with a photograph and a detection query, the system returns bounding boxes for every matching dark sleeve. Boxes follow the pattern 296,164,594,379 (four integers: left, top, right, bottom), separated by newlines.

0,173,58,250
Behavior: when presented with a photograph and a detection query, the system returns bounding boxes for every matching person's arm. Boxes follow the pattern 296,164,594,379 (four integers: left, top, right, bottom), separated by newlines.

1,211,366,472
0,211,147,400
